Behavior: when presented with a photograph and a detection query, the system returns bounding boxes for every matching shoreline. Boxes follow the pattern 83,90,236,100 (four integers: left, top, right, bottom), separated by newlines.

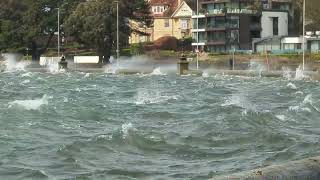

211,156,320,180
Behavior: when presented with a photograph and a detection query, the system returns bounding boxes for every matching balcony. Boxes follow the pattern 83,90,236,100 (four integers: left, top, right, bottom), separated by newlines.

206,23,226,31
206,41,226,45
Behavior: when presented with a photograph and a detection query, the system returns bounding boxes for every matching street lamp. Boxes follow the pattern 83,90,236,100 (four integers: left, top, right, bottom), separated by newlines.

114,1,119,68
56,8,60,58
196,0,199,70
302,0,306,71
26,48,29,61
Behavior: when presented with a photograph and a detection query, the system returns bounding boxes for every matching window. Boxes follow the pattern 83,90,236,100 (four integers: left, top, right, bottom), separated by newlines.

181,19,188,30
157,6,160,13
215,3,225,10
272,17,279,36
164,19,170,27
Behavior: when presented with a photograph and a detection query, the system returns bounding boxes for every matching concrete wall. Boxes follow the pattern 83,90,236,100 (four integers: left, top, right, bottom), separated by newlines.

74,56,99,64
261,11,288,38
40,57,60,66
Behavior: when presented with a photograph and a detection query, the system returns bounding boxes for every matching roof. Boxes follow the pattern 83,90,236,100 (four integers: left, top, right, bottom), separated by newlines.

149,0,179,17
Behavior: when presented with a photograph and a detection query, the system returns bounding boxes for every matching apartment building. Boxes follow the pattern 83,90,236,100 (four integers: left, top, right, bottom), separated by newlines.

192,0,294,53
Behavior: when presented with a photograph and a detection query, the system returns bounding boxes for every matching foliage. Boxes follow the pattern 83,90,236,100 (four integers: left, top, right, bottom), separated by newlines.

0,0,82,59
293,0,320,33
130,43,144,55
64,0,152,63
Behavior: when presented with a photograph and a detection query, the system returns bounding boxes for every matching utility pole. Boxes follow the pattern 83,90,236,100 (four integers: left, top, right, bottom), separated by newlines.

302,0,306,71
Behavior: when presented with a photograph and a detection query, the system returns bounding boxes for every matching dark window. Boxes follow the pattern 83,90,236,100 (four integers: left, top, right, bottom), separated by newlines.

273,17,278,36
164,19,169,27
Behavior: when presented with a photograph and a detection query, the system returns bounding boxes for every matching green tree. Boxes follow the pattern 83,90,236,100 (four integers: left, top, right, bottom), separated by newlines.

21,0,82,60
64,0,152,63
0,0,27,52
293,0,320,33
0,0,81,60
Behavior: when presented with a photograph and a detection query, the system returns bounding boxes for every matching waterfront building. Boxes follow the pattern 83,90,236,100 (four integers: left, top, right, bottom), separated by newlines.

129,0,194,44
192,0,294,53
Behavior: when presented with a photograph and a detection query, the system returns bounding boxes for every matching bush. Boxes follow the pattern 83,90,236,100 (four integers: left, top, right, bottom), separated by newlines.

311,53,320,61
154,36,178,51
130,43,144,55
121,48,132,57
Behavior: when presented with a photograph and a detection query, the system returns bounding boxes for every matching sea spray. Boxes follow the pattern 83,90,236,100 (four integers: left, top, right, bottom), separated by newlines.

282,67,292,80
151,67,166,76
294,65,309,80
249,61,266,77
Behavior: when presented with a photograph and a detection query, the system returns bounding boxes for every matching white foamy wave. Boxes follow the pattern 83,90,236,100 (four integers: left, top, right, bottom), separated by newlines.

121,123,134,139
288,106,311,113
288,94,318,113
303,94,313,104
295,91,304,95
135,89,178,105
276,115,286,121
21,72,33,77
21,79,30,84
221,94,257,112
8,95,49,110
84,73,91,78
302,94,320,112
151,67,166,76
202,71,210,78
287,82,297,90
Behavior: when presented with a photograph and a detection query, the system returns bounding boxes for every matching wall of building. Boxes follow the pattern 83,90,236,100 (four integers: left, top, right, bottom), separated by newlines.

261,11,288,38
152,18,174,41
171,18,192,39
309,40,320,53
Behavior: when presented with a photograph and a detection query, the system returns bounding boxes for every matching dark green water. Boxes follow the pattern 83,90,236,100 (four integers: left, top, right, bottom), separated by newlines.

0,70,319,179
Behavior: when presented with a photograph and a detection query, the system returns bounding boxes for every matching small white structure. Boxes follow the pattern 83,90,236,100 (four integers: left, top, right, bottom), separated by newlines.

261,11,288,38
281,37,305,50
40,57,60,66
74,56,99,64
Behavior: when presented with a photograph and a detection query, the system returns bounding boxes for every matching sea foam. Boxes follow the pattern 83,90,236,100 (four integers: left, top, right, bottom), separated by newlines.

8,95,49,110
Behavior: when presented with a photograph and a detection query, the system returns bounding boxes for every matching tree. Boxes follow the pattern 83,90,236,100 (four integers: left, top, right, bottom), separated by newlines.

293,0,320,33
21,0,82,60
0,0,81,60
64,0,152,64
0,0,27,52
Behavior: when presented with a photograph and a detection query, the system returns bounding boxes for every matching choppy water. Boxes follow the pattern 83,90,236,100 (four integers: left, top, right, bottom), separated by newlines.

0,69,320,180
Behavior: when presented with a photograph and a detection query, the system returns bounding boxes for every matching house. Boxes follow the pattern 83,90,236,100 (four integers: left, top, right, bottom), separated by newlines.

129,0,194,44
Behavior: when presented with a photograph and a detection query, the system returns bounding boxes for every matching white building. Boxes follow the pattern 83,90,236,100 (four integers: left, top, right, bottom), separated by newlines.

261,11,288,38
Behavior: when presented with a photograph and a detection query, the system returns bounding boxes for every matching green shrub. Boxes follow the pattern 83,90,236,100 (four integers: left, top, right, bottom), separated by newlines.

121,48,131,57
130,43,144,55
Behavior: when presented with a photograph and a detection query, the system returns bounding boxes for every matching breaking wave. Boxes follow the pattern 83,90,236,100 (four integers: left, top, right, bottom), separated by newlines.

8,95,49,110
